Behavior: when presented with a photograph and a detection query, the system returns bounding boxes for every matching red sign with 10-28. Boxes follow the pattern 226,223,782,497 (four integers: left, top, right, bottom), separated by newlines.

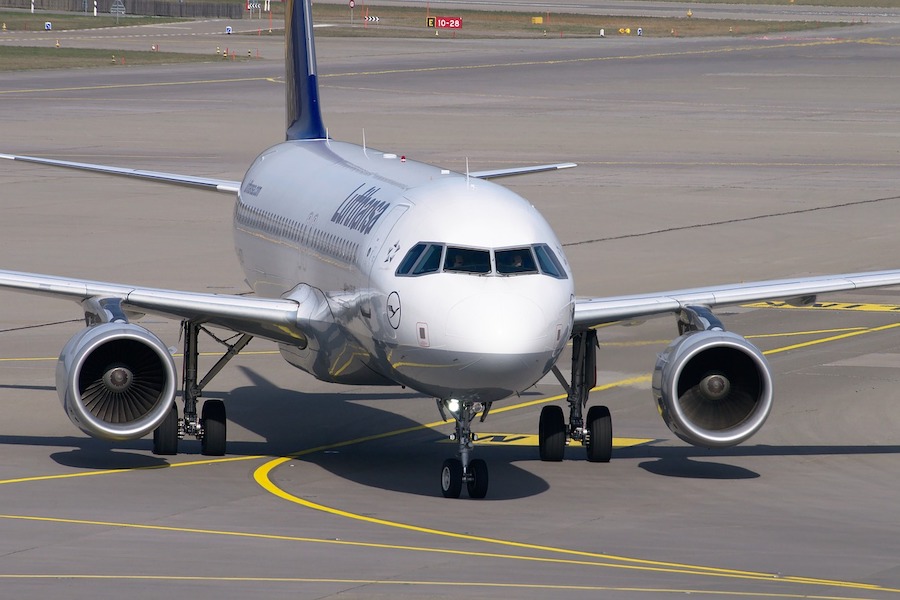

427,16,462,29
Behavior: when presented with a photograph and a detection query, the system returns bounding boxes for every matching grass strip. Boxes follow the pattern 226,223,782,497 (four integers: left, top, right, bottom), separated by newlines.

0,45,222,70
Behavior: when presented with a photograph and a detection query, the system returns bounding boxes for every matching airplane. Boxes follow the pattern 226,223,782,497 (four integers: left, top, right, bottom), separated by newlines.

3,0,900,500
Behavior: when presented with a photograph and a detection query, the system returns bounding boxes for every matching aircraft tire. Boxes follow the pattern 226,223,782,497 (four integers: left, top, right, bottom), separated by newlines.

586,405,612,463
201,399,227,456
539,405,566,461
152,402,179,456
440,458,463,498
467,458,489,499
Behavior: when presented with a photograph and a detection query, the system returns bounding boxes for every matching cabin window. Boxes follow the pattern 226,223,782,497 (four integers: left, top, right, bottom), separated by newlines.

496,247,538,275
444,247,491,274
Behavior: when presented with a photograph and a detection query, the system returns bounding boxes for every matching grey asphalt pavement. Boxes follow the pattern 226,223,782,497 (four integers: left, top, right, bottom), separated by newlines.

1,9,900,599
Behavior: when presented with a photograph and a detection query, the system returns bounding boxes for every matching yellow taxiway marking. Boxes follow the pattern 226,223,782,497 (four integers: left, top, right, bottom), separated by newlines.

748,327,868,339
2,323,899,593
0,455,263,486
0,512,856,586
599,327,870,348
0,572,887,599
250,323,900,595
469,433,653,447
0,320,895,487
763,322,900,356
747,301,900,313
253,460,900,594
1,319,889,487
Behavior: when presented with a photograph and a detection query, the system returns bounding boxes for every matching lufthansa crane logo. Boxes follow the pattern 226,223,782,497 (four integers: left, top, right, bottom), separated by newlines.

387,291,401,329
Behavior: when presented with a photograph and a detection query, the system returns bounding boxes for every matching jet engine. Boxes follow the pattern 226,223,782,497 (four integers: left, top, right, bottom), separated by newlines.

652,330,773,448
56,323,177,441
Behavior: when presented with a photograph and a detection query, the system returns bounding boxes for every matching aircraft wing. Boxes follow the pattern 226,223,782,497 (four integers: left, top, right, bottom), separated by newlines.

574,270,900,328
1,153,576,187
470,162,577,179
0,270,323,345
0,153,240,194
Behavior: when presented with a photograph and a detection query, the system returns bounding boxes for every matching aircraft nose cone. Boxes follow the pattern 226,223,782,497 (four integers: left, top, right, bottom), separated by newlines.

445,292,549,353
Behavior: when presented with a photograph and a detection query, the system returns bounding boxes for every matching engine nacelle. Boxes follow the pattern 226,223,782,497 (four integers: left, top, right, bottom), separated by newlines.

652,330,773,448
56,323,177,441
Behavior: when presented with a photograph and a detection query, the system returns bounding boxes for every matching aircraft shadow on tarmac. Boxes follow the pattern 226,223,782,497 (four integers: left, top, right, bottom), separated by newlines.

637,457,760,480
5,366,900,493
220,366,552,500
0,366,549,499
619,444,900,480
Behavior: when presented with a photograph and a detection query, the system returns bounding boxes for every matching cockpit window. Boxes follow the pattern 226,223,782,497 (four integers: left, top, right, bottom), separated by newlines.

413,244,443,275
396,243,427,276
396,242,567,279
396,243,443,276
444,247,491,274
496,248,538,275
534,244,567,279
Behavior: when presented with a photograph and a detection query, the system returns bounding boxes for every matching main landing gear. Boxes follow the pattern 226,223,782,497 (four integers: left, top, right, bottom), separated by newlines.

540,329,613,463
437,399,492,499
152,320,252,457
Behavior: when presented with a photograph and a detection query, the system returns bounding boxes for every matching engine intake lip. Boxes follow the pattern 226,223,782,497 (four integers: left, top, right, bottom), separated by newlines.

57,324,177,441
654,330,773,448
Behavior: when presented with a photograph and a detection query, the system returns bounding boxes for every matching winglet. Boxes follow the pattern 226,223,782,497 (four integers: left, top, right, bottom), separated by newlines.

285,0,327,141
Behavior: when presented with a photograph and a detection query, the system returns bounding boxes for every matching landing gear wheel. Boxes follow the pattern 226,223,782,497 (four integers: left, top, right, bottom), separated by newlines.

586,405,612,463
467,458,489,499
440,458,463,498
539,405,566,461
152,402,179,456
200,399,227,456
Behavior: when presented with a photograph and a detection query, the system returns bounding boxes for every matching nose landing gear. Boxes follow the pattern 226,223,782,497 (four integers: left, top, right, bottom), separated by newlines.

437,399,491,499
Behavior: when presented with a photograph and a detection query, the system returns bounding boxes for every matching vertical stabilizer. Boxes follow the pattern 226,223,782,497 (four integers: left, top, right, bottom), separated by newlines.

285,0,327,140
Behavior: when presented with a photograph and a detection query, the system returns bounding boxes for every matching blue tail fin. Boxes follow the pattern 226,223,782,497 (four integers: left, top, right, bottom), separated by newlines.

285,0,327,140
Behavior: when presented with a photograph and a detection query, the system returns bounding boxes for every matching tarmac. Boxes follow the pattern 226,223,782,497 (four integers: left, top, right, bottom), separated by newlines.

1,6,900,599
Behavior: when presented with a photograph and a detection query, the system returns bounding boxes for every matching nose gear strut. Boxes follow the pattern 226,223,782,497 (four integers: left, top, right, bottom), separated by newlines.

437,399,491,499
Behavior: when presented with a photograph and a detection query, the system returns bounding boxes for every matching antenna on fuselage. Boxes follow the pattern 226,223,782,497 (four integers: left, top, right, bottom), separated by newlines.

466,157,470,188
362,129,368,158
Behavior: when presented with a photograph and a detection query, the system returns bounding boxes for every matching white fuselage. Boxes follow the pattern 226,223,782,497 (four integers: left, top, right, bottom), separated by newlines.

234,139,575,402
